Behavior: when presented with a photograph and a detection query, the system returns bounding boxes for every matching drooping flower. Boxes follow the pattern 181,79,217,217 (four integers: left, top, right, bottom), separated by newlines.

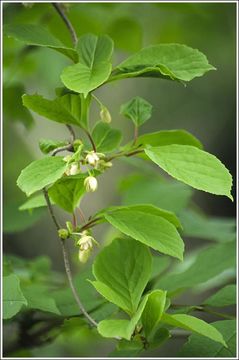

85,151,100,167
84,176,98,192
77,231,98,263
69,162,80,175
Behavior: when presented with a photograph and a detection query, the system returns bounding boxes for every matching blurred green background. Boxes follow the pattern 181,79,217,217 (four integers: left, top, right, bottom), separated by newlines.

3,2,236,357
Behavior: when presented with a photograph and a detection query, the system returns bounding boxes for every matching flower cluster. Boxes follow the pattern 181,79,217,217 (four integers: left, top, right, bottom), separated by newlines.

63,145,113,194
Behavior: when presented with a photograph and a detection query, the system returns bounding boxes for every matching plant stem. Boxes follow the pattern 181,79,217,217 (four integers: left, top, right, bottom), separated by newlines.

133,126,138,144
79,217,103,231
78,207,87,223
52,3,78,47
60,239,98,327
72,211,77,228
51,144,73,156
199,306,235,320
85,129,97,152
106,148,144,162
43,188,97,327
66,124,76,142
171,303,235,320
43,188,60,230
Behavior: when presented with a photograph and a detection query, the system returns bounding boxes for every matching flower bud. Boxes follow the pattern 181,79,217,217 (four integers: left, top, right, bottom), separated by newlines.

85,151,100,167
84,176,98,192
78,248,91,263
69,162,80,176
58,228,69,240
100,106,111,123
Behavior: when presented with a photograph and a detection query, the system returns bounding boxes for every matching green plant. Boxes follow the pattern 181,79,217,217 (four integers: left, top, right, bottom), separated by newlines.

3,3,236,358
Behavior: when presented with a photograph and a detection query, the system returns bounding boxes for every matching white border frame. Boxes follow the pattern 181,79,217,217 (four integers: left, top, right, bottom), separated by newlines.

1,1,238,359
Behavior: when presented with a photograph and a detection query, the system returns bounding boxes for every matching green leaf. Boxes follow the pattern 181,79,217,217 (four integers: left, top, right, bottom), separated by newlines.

3,274,27,319
145,145,233,200
156,241,236,292
120,175,193,213
92,238,152,315
91,303,118,323
203,285,236,308
104,206,184,260
98,295,149,340
19,193,54,211
148,328,171,350
135,130,203,149
22,93,82,126
113,44,215,82
4,24,78,62
113,204,182,229
61,34,114,96
48,174,86,213
180,209,236,243
109,337,144,357
22,284,60,315
179,320,236,357
120,96,152,127
39,139,69,154
141,289,167,339
92,122,122,153
76,33,113,64
162,313,226,346
17,157,68,196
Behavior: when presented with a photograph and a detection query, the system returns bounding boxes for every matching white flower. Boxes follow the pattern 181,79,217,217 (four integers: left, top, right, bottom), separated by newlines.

69,163,80,175
84,176,98,192
77,231,96,263
85,151,100,166
65,162,80,176
78,249,91,263
77,234,94,251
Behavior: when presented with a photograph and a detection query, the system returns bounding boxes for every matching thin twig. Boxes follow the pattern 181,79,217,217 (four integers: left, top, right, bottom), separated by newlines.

52,3,78,47
79,217,103,231
77,207,87,223
198,306,235,320
85,130,97,152
43,188,97,327
171,303,235,320
51,144,73,156
66,124,76,142
60,239,98,327
126,149,144,157
106,149,144,162
43,188,60,230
